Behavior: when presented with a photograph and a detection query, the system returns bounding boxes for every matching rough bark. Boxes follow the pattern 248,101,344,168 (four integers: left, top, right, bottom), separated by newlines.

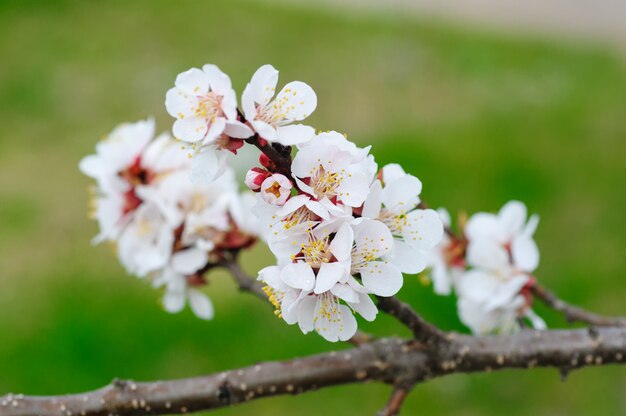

2,327,624,416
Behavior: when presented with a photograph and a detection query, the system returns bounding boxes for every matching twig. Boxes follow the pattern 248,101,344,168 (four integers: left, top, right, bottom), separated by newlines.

3,327,624,416
377,296,448,346
532,284,626,327
244,135,293,179
378,385,413,416
222,258,267,300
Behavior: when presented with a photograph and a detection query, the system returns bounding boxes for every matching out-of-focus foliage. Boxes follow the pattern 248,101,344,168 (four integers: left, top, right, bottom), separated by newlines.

0,0,625,414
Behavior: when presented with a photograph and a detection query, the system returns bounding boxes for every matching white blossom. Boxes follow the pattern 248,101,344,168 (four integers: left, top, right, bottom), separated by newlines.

153,248,214,320
260,173,292,206
80,119,188,243
456,201,545,334
362,163,443,275
166,64,251,146
424,208,464,296
241,64,317,145
291,131,376,209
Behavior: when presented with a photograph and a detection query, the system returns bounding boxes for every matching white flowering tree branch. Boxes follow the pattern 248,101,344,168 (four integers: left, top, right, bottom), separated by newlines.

48,63,625,416
2,322,625,416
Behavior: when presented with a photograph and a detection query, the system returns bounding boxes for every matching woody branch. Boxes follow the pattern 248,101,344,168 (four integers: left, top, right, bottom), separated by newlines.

2,326,624,416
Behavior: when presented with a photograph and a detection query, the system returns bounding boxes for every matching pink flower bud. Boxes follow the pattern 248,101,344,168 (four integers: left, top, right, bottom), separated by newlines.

260,174,292,206
245,167,271,191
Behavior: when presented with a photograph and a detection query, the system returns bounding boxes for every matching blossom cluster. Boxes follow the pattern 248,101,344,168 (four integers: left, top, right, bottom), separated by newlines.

81,62,546,341
162,63,445,341
426,201,546,334
80,118,259,320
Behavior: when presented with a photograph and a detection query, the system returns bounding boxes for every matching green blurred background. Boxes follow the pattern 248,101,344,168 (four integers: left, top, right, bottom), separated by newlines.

1,0,625,414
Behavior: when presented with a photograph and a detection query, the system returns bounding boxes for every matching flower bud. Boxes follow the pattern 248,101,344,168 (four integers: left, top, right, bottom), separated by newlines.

259,152,271,168
260,174,292,206
245,167,271,191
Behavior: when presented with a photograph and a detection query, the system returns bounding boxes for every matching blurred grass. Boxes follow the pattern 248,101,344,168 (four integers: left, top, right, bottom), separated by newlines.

1,0,625,414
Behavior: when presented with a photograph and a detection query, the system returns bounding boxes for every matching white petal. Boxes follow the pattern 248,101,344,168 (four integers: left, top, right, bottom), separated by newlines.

330,283,359,303
314,262,345,294
337,171,370,207
484,275,529,310
224,120,253,139
175,67,210,96
456,270,500,303
189,289,214,320
173,116,207,143
249,64,279,106
275,124,315,145
172,248,208,275
202,64,232,95
360,261,403,297
241,83,257,121
361,180,383,219
466,240,509,271
204,117,226,144
250,120,277,142
78,155,103,179
498,200,527,238
163,290,185,313
165,87,195,118
337,305,358,341
281,262,316,291
297,296,316,334
353,218,394,258
381,163,406,184
258,265,290,292
274,81,317,121
525,308,547,330
349,293,378,321
190,149,226,185
329,222,354,262
388,239,428,274
280,289,301,325
403,209,444,250
465,213,501,242
381,174,422,211
511,235,539,272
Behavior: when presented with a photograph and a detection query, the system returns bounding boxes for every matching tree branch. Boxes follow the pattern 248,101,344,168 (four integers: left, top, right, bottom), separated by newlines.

532,284,626,327
222,258,267,301
377,296,448,346
3,327,624,416
378,385,413,416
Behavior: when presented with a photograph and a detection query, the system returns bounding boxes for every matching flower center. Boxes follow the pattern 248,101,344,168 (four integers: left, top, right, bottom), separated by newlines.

379,208,407,236
292,234,333,268
350,243,379,274
194,92,224,121
313,292,346,333
307,165,344,200
265,181,282,198
262,286,284,318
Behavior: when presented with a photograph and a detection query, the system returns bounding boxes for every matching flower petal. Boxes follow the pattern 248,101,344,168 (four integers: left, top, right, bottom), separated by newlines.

381,174,422,211
275,124,315,145
249,64,279,106
173,116,207,143
403,209,444,250
202,64,232,95
329,222,354,262
362,180,383,219
281,262,316,291
349,293,378,321
189,289,214,320
175,67,210,96
360,261,403,297
314,262,345,294
274,81,317,121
